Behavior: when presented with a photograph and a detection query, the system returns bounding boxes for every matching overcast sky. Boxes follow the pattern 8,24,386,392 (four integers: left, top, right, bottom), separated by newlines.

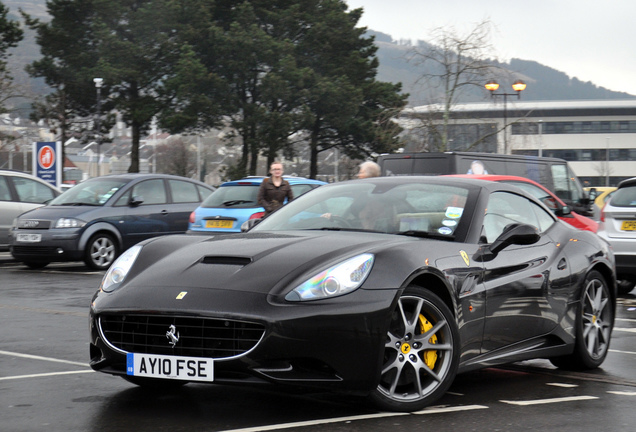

345,0,636,96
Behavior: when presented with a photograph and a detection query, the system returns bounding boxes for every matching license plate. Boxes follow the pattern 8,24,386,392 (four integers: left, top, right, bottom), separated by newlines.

205,220,233,229
621,221,636,231
16,233,42,243
126,353,214,382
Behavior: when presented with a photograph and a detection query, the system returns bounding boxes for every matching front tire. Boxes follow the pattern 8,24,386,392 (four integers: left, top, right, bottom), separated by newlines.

550,270,613,370
369,286,460,412
84,233,118,270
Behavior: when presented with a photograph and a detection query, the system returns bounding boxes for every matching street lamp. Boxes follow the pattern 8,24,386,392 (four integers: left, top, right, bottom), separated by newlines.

485,80,526,154
93,78,103,176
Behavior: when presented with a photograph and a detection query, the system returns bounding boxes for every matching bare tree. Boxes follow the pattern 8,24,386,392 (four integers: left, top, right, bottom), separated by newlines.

405,20,506,152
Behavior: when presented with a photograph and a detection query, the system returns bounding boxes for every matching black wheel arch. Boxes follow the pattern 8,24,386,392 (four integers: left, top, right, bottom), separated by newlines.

403,268,457,319
592,262,617,302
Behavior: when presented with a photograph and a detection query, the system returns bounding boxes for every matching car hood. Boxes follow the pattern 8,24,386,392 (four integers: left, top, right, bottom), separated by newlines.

18,204,106,221
115,231,409,297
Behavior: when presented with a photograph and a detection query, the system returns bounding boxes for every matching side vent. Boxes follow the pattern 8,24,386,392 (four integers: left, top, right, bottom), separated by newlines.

201,256,252,266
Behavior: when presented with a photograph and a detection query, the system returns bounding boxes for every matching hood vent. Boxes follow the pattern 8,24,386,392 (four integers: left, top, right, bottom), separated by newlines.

201,256,252,266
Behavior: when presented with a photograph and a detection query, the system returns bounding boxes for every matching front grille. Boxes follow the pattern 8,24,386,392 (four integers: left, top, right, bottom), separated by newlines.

11,246,56,255
99,314,265,359
18,220,51,229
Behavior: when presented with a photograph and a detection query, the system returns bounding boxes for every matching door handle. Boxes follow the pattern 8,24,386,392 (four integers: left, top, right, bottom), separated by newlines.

161,210,168,215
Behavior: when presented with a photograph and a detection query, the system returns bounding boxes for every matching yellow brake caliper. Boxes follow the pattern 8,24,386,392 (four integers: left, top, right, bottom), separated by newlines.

418,314,438,368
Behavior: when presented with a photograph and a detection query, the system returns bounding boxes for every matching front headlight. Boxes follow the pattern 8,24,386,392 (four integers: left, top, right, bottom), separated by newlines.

55,217,86,228
100,245,142,292
286,253,374,301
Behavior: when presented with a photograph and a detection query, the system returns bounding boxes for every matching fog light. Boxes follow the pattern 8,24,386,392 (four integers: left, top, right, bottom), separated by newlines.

56,248,64,254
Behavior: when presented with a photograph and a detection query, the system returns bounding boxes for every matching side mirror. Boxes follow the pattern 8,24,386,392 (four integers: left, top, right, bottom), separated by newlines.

129,195,144,207
554,205,572,217
587,187,598,201
474,223,540,262
241,218,262,232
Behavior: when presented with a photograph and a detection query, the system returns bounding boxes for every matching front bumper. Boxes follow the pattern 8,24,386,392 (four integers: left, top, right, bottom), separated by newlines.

89,285,399,393
9,228,83,262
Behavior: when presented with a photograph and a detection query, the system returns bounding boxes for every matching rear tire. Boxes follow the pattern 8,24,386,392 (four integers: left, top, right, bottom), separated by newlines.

617,277,635,295
369,286,459,412
550,270,613,370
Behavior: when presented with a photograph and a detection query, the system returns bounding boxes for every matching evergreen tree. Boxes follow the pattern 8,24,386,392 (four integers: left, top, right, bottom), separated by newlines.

23,0,184,172
0,2,23,125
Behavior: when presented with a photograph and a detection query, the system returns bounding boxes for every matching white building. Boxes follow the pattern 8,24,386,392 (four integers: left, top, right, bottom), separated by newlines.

400,99,636,187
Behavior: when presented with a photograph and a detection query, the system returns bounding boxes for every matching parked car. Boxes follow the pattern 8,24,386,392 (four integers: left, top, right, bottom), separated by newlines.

597,178,636,294
0,170,61,251
90,176,615,412
450,174,598,232
586,186,617,221
188,176,326,234
10,173,214,270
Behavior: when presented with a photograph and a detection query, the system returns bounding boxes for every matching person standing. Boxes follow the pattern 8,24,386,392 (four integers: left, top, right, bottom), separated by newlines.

357,161,381,179
258,161,294,217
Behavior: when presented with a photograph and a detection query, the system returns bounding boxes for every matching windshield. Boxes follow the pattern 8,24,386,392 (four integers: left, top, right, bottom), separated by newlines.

49,179,129,206
253,180,471,238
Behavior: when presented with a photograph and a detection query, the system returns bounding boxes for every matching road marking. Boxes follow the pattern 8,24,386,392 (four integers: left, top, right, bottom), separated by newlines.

547,383,578,388
500,396,597,406
0,350,89,367
607,391,636,396
216,405,488,432
610,349,636,355
614,327,636,333
412,405,489,414
0,370,94,381
616,318,636,323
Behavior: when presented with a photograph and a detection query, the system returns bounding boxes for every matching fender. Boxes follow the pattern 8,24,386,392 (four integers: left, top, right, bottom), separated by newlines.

78,222,123,252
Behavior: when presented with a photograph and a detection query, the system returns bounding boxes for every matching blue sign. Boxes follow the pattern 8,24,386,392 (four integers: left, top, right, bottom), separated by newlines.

33,141,62,187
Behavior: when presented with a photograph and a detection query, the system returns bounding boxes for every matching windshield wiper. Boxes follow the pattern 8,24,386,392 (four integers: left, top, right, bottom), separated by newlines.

59,202,101,206
223,200,253,206
311,227,381,233
397,230,454,240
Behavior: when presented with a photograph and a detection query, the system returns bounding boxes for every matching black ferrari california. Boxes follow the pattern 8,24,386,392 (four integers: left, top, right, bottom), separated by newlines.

89,176,616,412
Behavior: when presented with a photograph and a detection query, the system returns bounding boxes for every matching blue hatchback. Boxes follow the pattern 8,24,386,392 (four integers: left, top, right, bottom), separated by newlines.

188,176,327,233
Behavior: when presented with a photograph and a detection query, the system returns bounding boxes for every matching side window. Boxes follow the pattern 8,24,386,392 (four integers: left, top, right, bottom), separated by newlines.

291,184,312,198
132,179,167,205
551,163,582,202
483,192,548,243
0,176,10,201
197,185,213,201
169,180,199,203
13,177,56,203
530,202,557,232
114,190,131,207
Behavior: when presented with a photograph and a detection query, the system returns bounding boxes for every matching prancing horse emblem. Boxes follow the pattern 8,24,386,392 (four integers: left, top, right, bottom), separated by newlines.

166,324,180,347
